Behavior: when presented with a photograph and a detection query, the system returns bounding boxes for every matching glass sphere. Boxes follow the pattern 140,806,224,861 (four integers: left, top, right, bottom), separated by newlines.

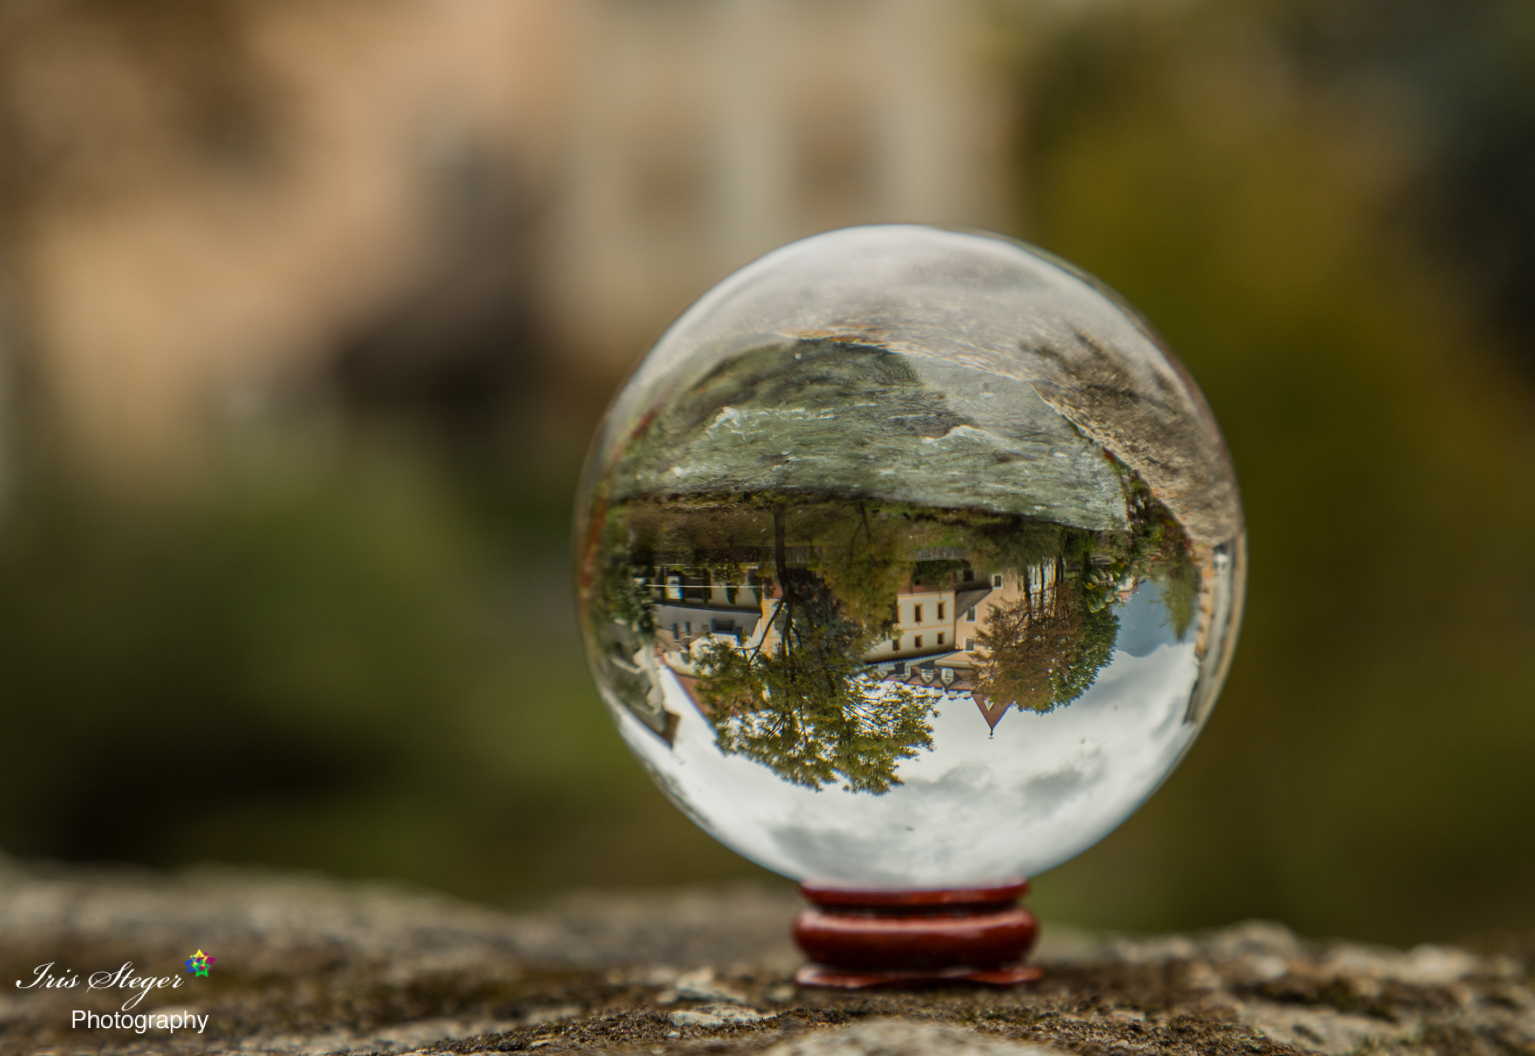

574,225,1244,887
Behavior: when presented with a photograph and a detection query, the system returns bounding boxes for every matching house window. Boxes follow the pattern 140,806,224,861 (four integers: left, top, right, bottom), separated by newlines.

992,573,1003,587
894,662,905,675
965,637,976,650
965,607,976,621
672,623,679,639
913,604,923,623
937,603,945,620
891,638,900,651
937,633,945,645
914,635,923,649
963,569,974,582
684,622,691,636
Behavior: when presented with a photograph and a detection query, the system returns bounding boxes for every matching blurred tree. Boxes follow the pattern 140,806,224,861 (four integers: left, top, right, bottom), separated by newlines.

1281,0,1535,378
1017,0,1535,944
0,439,766,903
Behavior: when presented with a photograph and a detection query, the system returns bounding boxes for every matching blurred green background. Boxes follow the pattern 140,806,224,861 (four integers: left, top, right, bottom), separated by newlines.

0,0,1531,948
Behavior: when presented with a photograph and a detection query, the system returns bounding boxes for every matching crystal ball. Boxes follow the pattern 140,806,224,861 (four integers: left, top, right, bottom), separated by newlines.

574,225,1244,887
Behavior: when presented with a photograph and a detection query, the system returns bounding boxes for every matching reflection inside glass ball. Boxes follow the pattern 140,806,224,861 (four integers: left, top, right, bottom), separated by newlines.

575,226,1244,887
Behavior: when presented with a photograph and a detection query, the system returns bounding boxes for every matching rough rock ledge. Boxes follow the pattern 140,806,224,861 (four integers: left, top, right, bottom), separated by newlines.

1,856,1529,1056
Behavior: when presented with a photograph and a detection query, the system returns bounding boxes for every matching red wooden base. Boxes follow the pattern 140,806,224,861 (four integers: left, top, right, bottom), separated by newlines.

794,963,1043,989
792,881,1040,990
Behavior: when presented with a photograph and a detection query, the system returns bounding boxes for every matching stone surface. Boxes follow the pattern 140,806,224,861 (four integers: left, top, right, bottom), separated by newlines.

611,340,1132,533
1,854,1530,1056
759,1018,1064,1055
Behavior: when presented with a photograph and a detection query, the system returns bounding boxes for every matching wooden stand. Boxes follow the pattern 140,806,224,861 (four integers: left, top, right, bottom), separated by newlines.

792,880,1041,989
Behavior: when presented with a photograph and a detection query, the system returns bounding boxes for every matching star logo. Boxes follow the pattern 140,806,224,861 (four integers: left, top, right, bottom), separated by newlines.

184,950,215,977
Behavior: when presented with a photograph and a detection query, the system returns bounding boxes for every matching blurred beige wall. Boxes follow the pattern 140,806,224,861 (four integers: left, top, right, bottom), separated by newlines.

546,0,1015,364
0,0,1015,477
